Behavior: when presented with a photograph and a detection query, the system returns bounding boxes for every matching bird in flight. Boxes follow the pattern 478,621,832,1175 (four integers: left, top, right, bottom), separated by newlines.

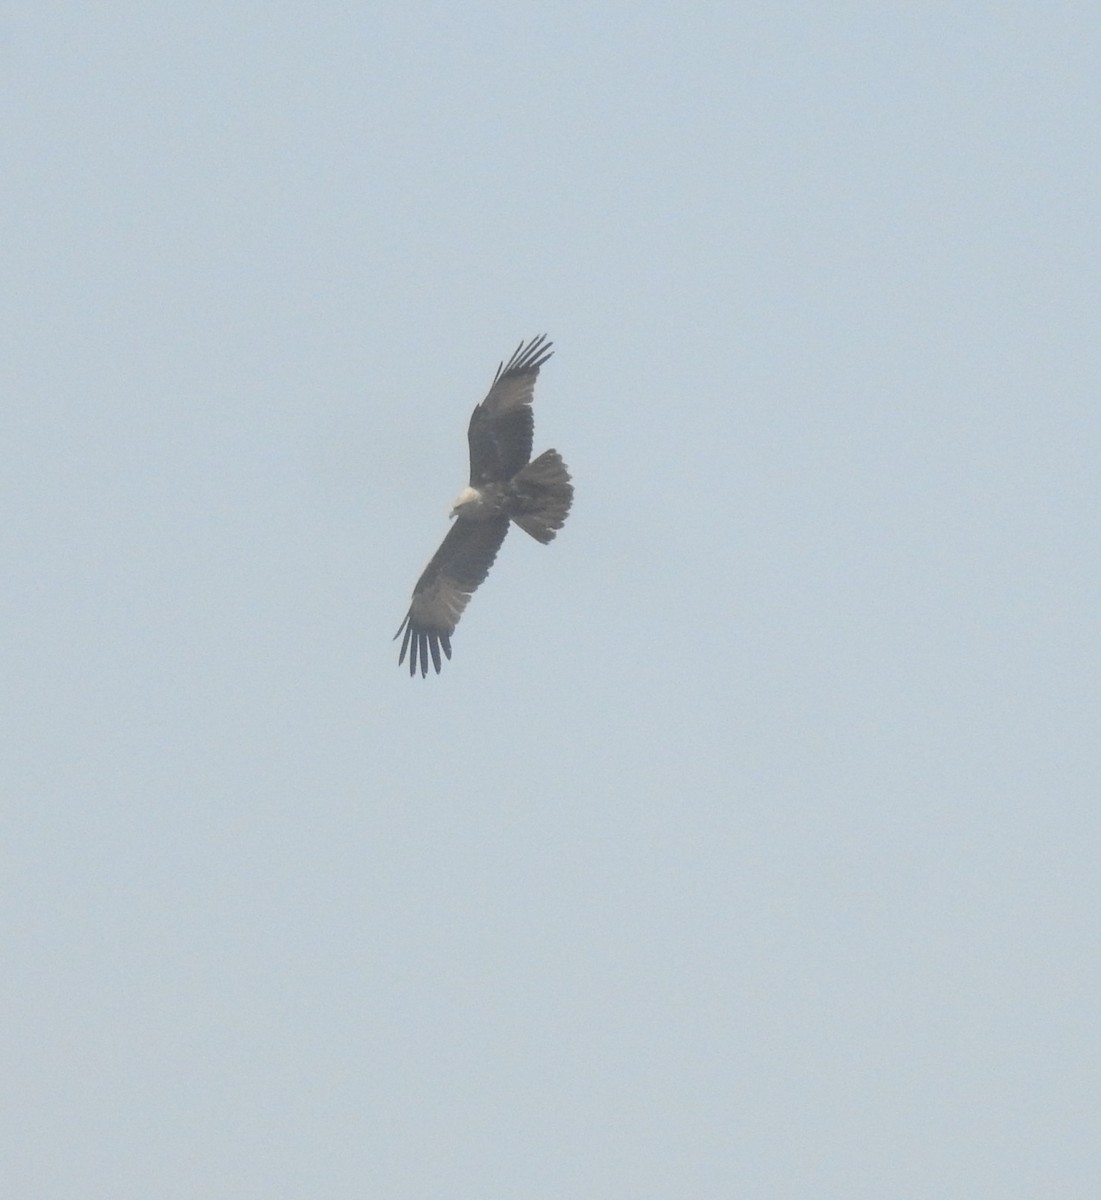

395,335,573,677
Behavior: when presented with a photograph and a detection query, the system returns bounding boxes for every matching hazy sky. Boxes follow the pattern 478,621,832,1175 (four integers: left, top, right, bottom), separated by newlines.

4,3,1099,1197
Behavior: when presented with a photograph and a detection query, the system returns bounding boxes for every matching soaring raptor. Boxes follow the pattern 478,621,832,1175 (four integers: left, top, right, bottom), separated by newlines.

395,335,573,677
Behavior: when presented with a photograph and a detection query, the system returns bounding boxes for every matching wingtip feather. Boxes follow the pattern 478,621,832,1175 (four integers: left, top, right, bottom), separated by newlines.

493,334,553,383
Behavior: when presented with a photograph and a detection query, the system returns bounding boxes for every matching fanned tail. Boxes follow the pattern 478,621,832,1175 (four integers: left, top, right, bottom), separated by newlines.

509,449,573,544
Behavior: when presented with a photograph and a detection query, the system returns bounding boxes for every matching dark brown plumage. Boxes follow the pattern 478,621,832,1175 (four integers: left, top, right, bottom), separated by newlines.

395,336,573,677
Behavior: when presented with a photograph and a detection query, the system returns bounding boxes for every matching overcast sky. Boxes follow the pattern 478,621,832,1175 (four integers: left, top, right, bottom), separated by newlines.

4,3,1100,1197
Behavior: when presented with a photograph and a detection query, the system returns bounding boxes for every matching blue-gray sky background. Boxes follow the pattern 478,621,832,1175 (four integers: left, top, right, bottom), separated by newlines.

5,4,1099,1196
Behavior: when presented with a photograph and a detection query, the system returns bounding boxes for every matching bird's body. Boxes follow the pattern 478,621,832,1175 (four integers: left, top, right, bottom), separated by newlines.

395,335,573,676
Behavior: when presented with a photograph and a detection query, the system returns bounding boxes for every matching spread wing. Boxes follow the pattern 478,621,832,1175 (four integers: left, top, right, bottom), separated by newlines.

394,516,510,677
467,334,553,486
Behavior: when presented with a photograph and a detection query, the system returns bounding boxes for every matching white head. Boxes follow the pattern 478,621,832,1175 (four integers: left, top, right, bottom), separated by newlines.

450,485,481,518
